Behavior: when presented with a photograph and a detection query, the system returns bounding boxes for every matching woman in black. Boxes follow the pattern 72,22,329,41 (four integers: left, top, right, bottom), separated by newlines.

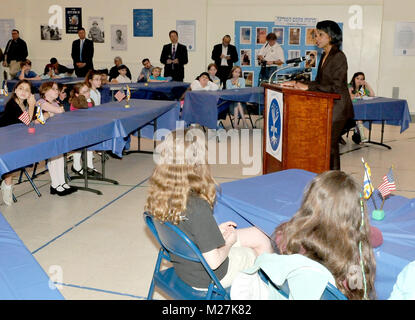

283,20,354,170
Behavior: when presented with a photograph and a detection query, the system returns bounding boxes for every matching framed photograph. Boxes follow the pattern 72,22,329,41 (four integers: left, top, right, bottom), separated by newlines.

88,17,104,43
111,25,127,51
240,26,252,45
243,71,254,87
306,28,316,46
289,27,301,45
256,27,267,44
65,7,82,34
305,50,317,68
240,49,252,66
273,27,284,45
40,25,62,40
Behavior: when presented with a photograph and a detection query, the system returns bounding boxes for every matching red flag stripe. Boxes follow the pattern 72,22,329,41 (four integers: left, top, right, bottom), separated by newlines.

18,111,31,126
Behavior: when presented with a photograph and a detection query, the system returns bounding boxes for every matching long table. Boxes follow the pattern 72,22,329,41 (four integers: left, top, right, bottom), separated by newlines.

100,81,190,104
213,169,415,300
6,77,84,93
0,211,64,299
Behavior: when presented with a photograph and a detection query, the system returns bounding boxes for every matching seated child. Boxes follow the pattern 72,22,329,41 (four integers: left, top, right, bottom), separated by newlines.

148,67,168,82
207,63,221,88
190,72,219,91
113,64,132,84
15,59,41,80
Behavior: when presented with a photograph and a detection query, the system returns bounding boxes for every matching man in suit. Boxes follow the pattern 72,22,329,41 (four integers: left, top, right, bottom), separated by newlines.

71,27,94,77
211,35,238,89
160,30,188,82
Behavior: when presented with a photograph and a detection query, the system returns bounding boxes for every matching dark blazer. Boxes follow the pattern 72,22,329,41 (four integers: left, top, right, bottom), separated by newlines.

307,46,354,123
211,43,238,67
160,43,188,81
4,38,28,63
71,38,94,75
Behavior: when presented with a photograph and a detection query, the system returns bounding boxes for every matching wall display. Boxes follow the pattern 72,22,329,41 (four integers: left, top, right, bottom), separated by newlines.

394,22,415,56
65,7,82,34
111,25,127,51
87,17,104,43
0,19,15,49
176,20,196,51
243,71,254,87
235,19,343,86
133,9,153,37
40,25,62,40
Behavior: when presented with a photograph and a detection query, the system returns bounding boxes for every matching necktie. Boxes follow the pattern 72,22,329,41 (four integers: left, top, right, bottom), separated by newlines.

172,44,176,70
80,40,84,62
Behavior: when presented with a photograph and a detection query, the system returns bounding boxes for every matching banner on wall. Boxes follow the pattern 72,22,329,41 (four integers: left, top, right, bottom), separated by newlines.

265,88,284,162
133,9,153,37
275,16,317,27
65,7,82,34
394,22,415,56
176,20,196,51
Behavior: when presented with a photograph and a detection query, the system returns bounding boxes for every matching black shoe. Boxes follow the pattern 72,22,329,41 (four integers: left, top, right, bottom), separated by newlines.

71,165,83,176
50,185,71,196
339,137,347,145
87,168,102,177
62,183,78,194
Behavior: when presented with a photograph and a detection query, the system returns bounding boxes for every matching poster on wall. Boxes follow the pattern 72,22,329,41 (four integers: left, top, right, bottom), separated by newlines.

40,25,62,40
87,17,104,43
394,22,415,56
0,19,15,49
65,7,82,34
265,88,284,162
133,9,153,37
111,25,127,51
176,20,196,51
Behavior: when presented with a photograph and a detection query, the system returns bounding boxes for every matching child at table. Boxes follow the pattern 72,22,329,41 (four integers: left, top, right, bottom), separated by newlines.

145,128,273,289
190,72,219,91
270,170,378,300
207,63,221,88
113,65,132,84
0,80,36,205
37,81,77,196
226,66,248,129
68,83,99,176
389,261,415,300
85,70,102,106
148,67,168,82
348,72,375,143
57,83,70,112
15,59,42,80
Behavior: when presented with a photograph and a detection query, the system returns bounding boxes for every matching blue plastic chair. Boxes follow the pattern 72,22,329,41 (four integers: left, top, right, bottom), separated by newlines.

258,268,348,300
144,212,230,300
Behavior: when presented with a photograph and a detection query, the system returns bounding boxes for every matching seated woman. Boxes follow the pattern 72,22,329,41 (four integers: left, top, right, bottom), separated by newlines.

190,72,219,91
207,63,221,88
108,56,132,82
148,67,169,82
15,59,41,80
270,170,379,300
348,72,375,143
226,66,248,128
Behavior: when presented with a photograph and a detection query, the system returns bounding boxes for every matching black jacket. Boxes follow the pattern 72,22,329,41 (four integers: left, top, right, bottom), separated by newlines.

4,38,28,63
211,43,238,68
160,43,188,81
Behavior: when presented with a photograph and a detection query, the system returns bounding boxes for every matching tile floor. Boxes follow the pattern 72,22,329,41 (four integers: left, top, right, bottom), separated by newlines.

1,119,414,300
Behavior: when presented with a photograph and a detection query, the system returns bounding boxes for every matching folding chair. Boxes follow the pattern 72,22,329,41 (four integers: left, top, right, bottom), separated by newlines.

144,212,230,300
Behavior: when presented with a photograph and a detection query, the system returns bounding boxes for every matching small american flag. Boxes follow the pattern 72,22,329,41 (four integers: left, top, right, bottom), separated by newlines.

18,111,31,126
114,90,126,102
378,168,396,198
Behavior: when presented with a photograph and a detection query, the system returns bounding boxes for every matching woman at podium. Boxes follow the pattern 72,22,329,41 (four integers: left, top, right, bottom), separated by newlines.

282,20,353,170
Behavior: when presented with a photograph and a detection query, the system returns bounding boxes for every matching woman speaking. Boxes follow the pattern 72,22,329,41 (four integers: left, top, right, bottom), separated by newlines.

282,20,354,170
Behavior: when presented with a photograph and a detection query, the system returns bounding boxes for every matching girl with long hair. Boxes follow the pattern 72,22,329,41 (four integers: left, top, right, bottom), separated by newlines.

226,66,248,129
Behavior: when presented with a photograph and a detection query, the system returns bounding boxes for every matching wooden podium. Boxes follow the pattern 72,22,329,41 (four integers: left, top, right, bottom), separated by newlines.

262,84,340,174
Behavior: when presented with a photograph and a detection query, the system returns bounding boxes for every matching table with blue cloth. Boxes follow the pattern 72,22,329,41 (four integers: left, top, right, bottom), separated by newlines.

353,97,411,149
213,169,415,300
100,81,190,104
0,211,64,299
182,87,265,129
6,77,84,93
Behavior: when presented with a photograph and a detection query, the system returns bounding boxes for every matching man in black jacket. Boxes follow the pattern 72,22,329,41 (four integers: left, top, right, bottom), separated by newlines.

160,30,188,82
3,29,28,79
71,27,94,77
211,35,238,89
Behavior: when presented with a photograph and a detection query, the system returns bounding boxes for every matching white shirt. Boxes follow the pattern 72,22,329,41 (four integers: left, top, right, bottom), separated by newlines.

258,42,285,65
115,74,132,84
221,45,228,66
90,88,101,106
190,79,219,91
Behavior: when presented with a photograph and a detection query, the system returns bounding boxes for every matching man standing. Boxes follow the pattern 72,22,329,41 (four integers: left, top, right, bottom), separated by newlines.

160,30,188,82
211,35,238,89
3,29,28,79
71,27,94,77
257,32,285,84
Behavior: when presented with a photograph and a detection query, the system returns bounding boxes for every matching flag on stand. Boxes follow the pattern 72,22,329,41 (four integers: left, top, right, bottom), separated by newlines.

18,111,31,126
363,160,374,199
378,168,396,198
126,85,131,101
114,90,126,102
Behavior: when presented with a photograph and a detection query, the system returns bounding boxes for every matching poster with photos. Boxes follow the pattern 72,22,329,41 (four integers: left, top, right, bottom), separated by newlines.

305,50,317,68
289,27,301,45
88,17,104,43
111,25,127,51
256,27,267,44
272,27,284,45
240,49,251,66
40,25,62,40
306,28,316,45
243,71,254,87
240,26,251,44
65,7,82,34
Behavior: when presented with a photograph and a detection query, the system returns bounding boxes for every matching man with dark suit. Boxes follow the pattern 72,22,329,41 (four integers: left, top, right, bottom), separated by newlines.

71,27,94,77
160,30,188,82
211,35,238,89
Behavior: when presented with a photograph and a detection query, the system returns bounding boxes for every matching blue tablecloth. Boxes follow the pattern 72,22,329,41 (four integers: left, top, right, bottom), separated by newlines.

0,212,64,299
100,81,190,104
6,77,84,93
182,87,265,129
213,169,415,300
0,99,179,176
353,97,410,133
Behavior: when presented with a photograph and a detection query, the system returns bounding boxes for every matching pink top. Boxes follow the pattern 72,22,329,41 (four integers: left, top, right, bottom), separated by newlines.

70,102,94,111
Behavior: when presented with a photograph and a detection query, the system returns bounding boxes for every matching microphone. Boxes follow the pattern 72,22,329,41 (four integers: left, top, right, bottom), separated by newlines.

285,55,310,64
